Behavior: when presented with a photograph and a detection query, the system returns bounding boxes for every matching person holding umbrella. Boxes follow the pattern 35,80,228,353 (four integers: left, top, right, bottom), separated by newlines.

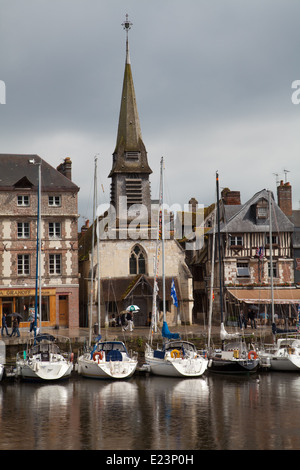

10,315,20,337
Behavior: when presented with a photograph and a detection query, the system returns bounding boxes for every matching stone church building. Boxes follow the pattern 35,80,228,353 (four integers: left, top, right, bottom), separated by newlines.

78,18,193,328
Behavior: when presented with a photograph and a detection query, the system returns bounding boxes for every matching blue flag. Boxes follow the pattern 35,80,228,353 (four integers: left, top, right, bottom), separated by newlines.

171,278,178,307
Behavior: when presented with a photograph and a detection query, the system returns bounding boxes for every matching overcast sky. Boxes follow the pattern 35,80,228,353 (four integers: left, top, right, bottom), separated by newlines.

1,0,300,227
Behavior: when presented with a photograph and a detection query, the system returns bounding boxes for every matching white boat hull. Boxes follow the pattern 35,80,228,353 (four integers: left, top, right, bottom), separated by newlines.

77,353,137,379
260,338,300,371
0,364,4,381
16,359,73,381
145,354,208,378
270,355,300,371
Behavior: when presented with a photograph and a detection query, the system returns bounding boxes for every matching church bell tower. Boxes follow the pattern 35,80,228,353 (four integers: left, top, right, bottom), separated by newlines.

109,15,152,223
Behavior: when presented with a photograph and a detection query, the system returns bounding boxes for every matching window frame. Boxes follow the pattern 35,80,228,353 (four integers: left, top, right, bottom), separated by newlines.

48,195,61,207
17,195,30,207
48,222,62,239
17,222,30,239
17,254,30,275
230,235,243,247
236,262,250,278
129,245,146,275
49,253,62,275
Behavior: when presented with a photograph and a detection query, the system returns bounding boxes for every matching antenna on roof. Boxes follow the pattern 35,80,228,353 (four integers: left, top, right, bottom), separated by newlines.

273,173,279,186
284,169,290,183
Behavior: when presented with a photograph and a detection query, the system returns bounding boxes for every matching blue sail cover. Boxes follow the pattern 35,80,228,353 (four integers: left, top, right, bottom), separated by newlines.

162,321,180,340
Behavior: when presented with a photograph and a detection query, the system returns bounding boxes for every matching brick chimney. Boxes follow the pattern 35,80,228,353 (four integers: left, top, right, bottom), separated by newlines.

80,219,89,235
277,180,292,216
221,188,241,205
57,157,72,180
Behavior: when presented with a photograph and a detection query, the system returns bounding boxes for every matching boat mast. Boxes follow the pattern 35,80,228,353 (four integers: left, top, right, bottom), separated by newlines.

161,157,166,324
95,157,101,335
88,157,97,346
269,190,275,335
29,158,41,342
216,172,224,349
208,184,217,350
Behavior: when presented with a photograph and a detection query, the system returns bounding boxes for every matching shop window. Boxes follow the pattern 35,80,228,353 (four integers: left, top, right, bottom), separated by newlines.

16,296,50,322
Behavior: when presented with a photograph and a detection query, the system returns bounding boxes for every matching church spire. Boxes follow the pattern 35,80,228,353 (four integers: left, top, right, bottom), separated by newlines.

109,15,152,219
109,14,152,177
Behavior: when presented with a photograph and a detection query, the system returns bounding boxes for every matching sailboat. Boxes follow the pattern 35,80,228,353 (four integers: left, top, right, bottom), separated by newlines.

77,157,138,380
15,159,73,381
144,157,208,378
207,172,259,374
258,191,300,371
16,333,74,381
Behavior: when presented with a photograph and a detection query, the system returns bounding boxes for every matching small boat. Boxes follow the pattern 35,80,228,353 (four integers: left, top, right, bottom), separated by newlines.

77,337,138,380
145,334,208,378
208,341,259,374
144,158,208,378
259,336,300,371
15,333,74,381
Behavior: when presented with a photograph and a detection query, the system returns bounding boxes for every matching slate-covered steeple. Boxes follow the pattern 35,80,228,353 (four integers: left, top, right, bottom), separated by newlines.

109,15,152,217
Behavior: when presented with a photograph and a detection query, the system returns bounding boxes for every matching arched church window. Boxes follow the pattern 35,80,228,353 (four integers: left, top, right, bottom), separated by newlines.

129,245,146,275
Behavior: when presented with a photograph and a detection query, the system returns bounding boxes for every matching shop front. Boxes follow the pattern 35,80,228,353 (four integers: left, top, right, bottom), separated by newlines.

0,288,56,329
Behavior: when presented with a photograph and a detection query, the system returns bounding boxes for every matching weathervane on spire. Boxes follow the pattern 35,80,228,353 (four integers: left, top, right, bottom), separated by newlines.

122,14,132,35
122,14,132,64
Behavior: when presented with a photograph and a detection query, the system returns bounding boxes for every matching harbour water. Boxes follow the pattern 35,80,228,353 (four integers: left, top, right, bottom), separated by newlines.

0,371,300,451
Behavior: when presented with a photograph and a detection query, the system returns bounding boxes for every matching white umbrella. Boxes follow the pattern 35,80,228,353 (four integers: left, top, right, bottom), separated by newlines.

126,305,140,312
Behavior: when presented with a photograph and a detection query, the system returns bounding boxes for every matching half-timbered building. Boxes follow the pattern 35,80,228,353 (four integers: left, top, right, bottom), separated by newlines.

191,186,300,326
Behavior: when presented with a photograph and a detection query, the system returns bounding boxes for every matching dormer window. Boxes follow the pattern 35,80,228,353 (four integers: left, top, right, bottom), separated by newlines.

257,206,268,218
255,199,268,220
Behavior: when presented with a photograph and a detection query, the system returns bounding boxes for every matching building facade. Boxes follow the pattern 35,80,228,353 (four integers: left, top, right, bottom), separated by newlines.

0,154,79,330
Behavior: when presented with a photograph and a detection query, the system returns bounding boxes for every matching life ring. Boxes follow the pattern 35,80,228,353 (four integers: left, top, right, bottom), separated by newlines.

248,350,257,360
170,349,180,359
93,351,103,362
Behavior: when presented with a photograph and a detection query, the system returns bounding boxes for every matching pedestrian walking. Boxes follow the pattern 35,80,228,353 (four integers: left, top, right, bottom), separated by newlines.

248,309,257,329
1,312,9,336
123,312,134,331
10,316,20,338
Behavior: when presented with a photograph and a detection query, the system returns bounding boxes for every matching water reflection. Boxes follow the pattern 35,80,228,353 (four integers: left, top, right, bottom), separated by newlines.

0,373,300,450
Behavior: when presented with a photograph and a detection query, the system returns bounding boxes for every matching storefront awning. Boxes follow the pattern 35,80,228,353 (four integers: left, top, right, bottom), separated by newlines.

227,288,300,304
